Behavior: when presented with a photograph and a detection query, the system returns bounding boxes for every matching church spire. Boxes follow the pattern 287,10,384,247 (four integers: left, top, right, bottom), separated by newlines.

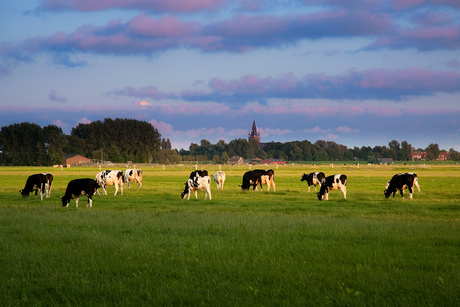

248,120,260,143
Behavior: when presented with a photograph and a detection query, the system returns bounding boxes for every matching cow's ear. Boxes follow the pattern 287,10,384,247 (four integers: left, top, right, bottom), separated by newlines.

60,196,63,199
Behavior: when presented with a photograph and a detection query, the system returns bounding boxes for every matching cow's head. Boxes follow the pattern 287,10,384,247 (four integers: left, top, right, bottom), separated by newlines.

383,189,391,198
181,181,190,199
60,196,70,207
300,174,307,181
316,192,324,201
19,189,29,197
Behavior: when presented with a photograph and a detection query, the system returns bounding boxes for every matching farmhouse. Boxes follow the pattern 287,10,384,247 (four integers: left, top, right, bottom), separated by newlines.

227,156,244,165
65,154,91,166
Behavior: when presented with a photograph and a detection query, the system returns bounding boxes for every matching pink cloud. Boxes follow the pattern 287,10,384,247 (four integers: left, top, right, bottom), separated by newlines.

128,14,201,38
149,119,173,134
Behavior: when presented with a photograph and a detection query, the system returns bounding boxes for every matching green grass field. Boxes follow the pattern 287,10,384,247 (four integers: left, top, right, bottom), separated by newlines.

1,164,459,306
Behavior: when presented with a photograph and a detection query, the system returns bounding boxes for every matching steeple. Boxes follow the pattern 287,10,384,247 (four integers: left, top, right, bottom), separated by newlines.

248,120,260,143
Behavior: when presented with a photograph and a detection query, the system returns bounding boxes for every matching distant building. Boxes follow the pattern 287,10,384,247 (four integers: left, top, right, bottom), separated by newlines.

65,154,91,166
248,120,260,143
227,156,244,165
438,152,450,161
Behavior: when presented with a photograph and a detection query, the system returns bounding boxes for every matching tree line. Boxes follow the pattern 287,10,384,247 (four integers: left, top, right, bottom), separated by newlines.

1,119,459,166
179,138,460,163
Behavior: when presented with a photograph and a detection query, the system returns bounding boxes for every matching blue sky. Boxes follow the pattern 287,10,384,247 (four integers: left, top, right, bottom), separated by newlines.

1,0,459,151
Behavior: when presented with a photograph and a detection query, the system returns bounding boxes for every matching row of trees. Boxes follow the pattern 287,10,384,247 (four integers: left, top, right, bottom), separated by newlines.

1,119,459,166
179,138,460,163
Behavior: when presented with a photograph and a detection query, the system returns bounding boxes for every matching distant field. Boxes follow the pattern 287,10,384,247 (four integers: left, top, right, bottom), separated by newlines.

1,164,459,306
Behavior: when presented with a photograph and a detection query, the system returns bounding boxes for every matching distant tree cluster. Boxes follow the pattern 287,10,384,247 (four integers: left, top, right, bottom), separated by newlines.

0,119,161,166
180,139,460,163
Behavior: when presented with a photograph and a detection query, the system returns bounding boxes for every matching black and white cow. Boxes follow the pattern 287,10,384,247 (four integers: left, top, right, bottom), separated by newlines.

301,172,325,192
240,170,262,191
20,173,47,200
61,178,100,208
190,170,208,178
213,171,226,190
317,174,347,201
253,169,276,191
181,175,212,200
384,173,419,199
95,170,124,196
123,169,143,189
42,172,53,198
385,172,420,195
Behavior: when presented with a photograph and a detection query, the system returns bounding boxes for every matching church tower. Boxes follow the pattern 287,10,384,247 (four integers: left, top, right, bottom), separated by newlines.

248,120,260,143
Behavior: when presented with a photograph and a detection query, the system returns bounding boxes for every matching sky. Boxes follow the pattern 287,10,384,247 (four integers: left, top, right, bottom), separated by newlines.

1,0,459,151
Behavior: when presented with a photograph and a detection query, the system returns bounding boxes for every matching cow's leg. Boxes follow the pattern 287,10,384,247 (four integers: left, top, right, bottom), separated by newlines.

341,186,347,199
399,189,404,199
40,183,45,200
87,195,92,208
308,184,311,192
194,191,198,199
408,186,413,199
271,178,276,192
102,184,108,195
120,181,123,195
415,179,421,193
114,183,119,196
325,192,329,201
75,196,79,207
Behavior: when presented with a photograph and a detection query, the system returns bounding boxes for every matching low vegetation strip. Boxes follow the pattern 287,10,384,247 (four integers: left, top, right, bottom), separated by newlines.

1,164,459,305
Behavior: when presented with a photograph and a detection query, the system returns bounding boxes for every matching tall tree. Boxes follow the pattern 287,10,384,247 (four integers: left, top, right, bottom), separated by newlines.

0,122,46,165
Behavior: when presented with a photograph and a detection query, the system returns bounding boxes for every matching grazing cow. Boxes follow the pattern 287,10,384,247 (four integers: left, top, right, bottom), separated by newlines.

213,171,226,190
301,172,326,192
42,172,53,198
385,172,420,194
384,173,419,199
317,174,347,201
190,170,208,178
123,169,143,189
181,175,212,200
240,170,262,191
20,173,47,200
95,170,124,196
253,169,276,191
61,178,100,208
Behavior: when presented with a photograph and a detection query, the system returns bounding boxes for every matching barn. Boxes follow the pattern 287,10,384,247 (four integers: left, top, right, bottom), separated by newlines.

65,154,91,166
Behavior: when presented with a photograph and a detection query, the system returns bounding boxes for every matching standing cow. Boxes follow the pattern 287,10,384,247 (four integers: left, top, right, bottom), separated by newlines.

301,172,325,192
20,173,47,200
190,170,208,178
42,172,54,198
385,172,420,194
95,170,124,196
181,175,212,200
123,169,143,189
61,178,100,208
252,169,276,191
317,174,347,201
384,173,419,199
213,171,226,190
240,170,263,191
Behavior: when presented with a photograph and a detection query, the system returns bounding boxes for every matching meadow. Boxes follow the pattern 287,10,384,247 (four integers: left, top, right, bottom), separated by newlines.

1,163,459,306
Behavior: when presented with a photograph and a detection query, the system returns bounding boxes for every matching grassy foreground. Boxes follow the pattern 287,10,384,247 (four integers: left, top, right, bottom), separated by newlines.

1,164,459,306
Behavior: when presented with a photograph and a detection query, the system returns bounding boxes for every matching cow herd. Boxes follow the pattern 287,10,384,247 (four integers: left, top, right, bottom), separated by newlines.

19,168,421,207
19,168,143,207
